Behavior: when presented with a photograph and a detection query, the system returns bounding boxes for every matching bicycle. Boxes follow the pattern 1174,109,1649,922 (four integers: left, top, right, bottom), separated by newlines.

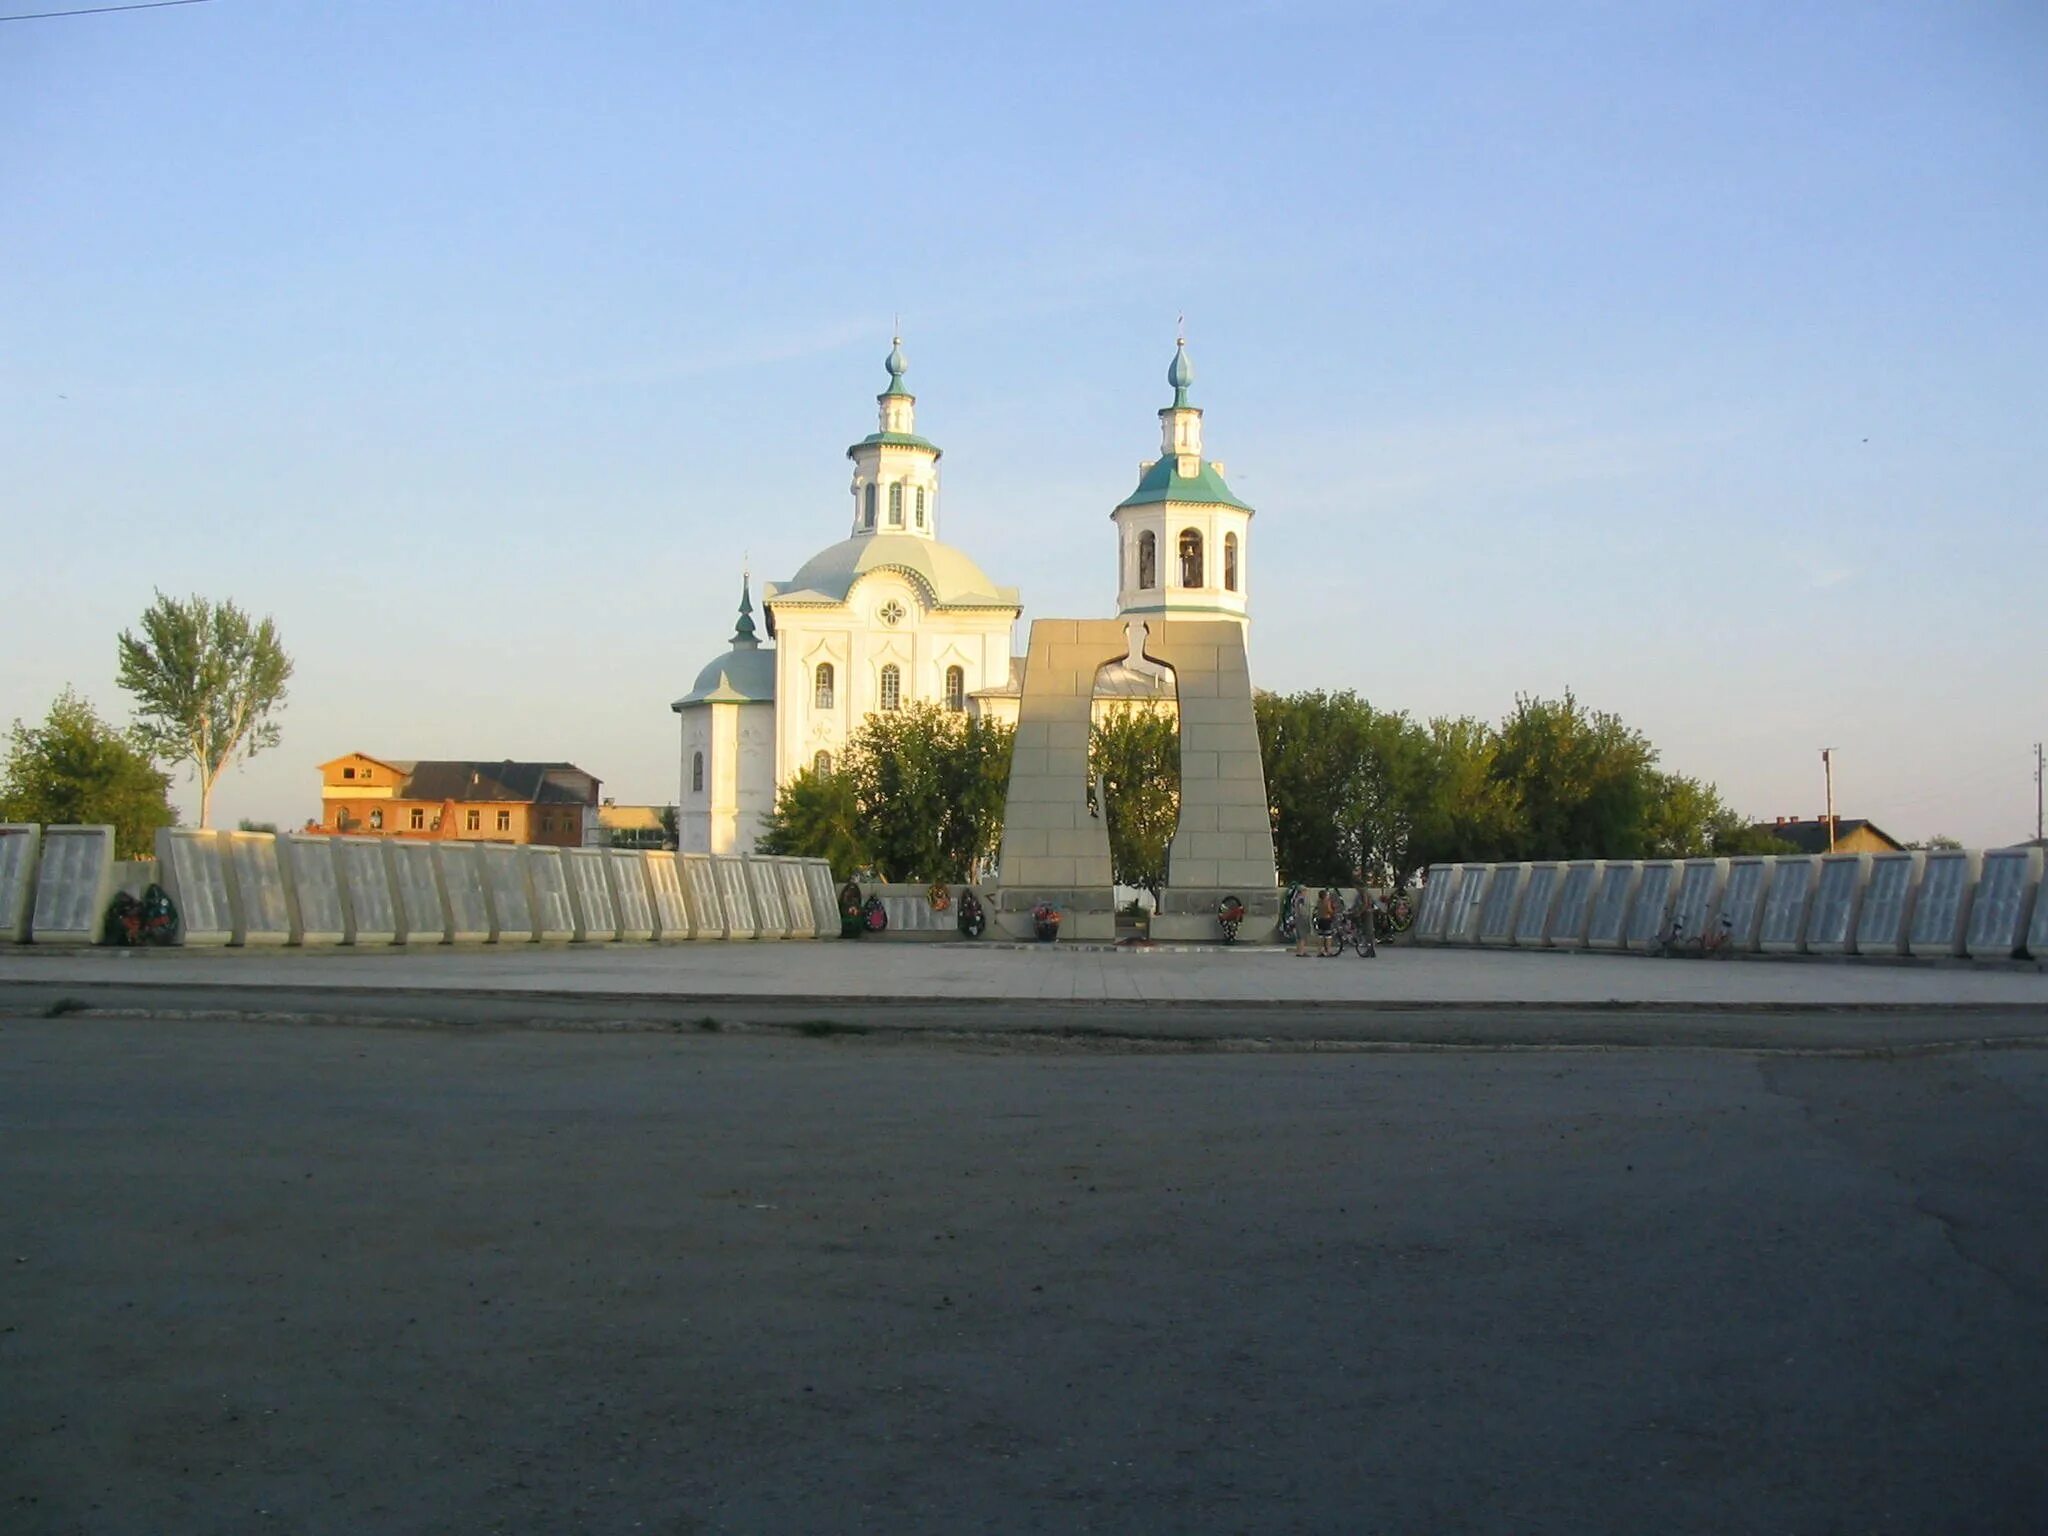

1334,906,1377,957
1658,914,1735,959
1373,888,1415,942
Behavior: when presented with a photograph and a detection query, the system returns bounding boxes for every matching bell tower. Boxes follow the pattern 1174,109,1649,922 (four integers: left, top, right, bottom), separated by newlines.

845,337,943,542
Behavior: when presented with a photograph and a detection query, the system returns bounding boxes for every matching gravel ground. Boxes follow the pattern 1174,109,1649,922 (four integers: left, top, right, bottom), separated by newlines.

3,1014,2045,1535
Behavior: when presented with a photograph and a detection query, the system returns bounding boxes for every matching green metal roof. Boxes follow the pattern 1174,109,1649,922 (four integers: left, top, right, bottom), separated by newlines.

846,430,941,457
1114,455,1253,512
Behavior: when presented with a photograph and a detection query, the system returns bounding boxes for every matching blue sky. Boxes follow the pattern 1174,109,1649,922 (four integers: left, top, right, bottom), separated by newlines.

4,0,2044,845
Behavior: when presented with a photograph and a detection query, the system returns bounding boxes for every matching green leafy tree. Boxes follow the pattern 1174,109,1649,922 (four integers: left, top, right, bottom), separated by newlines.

757,767,870,880
1089,703,1181,902
0,689,178,858
116,591,293,828
1908,834,1963,851
1489,692,1656,859
1409,714,1524,869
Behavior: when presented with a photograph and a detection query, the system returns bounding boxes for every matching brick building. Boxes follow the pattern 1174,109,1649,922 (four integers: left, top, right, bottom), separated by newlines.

315,755,600,845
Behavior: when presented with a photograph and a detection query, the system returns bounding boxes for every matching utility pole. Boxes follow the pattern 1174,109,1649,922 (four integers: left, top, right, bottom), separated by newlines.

2035,741,2044,842
1821,747,1836,852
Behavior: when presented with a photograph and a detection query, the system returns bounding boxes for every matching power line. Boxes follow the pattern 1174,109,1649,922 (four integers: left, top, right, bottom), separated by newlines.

1,0,212,20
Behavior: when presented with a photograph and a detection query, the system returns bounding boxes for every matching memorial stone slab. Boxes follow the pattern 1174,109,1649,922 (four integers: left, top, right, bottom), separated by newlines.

1718,858,1776,952
1965,847,2043,959
713,855,757,940
1412,865,1460,944
433,843,495,943
776,859,815,939
1804,853,1873,955
562,847,618,942
744,855,789,940
156,828,234,946
522,847,577,941
1445,864,1493,945
681,853,725,939
1667,859,1729,950
1476,864,1525,945
1908,850,1980,958
1759,856,1819,953
645,851,692,941
1624,861,1682,951
221,831,293,946
2029,858,2048,960
280,835,346,945
31,824,116,944
1586,862,1643,949
388,841,450,945
1549,860,1605,949
1853,852,1924,957
876,888,957,934
334,837,399,945
480,844,539,942
1511,863,1563,947
606,849,657,942
1,824,44,943
802,859,840,939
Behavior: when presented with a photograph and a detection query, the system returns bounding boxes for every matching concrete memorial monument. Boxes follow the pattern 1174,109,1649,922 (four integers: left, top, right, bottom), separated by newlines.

0,824,41,943
1908,849,1980,958
605,849,658,942
333,836,399,946
156,828,234,946
30,824,115,945
1412,865,1461,944
1511,862,1562,947
562,847,619,943
743,855,789,940
1549,860,1604,949
801,858,839,939
221,830,293,946
1476,863,1525,945
1586,862,1643,949
1666,859,1729,949
524,847,577,941
1717,857,1776,952
433,843,495,943
1854,851,1924,957
1623,860,1681,951
479,843,538,942
645,851,693,941
1964,847,2042,959
389,841,450,945
279,834,345,945
776,858,815,939
681,852,725,939
712,854,757,940
2030,858,2048,960
1804,853,1872,955
1759,856,1819,954
1445,864,1493,945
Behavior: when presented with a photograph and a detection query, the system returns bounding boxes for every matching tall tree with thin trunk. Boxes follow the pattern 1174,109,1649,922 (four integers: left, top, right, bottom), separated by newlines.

116,591,293,828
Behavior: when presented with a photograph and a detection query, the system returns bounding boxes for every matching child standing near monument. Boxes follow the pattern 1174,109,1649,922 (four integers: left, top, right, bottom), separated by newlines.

1291,884,1314,958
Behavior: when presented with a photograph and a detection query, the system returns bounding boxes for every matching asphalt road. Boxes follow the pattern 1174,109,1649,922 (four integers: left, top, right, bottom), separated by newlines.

4,1013,2045,1535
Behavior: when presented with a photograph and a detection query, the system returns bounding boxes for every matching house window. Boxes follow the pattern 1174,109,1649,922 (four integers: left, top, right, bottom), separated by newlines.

466,809,481,832
1178,528,1204,587
496,810,511,832
888,483,903,527
863,483,876,528
944,665,965,711
915,487,926,528
362,769,371,780
368,809,383,830
1224,531,1239,592
1137,530,1156,590
814,662,835,709
691,751,705,793
814,750,832,775
342,766,356,780
880,663,901,711
410,808,425,830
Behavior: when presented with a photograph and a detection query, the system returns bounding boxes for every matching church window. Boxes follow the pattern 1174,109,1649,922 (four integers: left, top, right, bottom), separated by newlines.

1178,528,1204,588
814,750,833,776
915,487,927,528
863,483,876,528
691,751,704,793
944,665,965,712
1137,530,1156,590
1224,532,1239,592
814,662,835,709
880,664,902,711
888,483,903,527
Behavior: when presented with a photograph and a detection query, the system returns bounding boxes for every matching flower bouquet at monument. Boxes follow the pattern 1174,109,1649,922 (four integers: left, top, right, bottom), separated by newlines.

839,880,866,939
926,879,952,912
1217,895,1246,943
1032,901,1062,942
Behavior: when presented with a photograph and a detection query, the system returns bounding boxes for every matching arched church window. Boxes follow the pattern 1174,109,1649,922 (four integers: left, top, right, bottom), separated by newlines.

888,484,903,527
1137,530,1156,590
691,751,704,793
880,664,902,711
1224,532,1239,592
915,487,927,529
1178,528,1204,588
944,665,965,712
813,750,832,776
814,662,835,710
863,483,876,529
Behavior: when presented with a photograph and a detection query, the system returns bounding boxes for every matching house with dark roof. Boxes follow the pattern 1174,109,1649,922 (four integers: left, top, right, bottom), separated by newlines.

316,754,600,845
1748,816,1903,855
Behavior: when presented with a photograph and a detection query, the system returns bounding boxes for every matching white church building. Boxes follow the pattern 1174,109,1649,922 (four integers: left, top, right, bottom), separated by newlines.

671,336,1254,856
